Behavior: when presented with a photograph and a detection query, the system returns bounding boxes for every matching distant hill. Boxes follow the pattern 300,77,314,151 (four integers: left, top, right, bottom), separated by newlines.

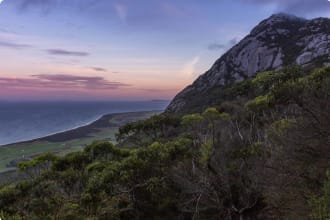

167,13,330,113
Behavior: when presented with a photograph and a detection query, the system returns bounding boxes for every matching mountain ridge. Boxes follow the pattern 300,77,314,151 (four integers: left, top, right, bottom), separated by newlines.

167,13,330,113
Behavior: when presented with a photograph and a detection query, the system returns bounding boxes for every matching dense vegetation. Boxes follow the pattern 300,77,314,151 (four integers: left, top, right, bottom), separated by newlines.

0,66,329,220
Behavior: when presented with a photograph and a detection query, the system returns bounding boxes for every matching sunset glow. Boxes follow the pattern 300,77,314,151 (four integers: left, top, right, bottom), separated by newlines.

0,0,329,100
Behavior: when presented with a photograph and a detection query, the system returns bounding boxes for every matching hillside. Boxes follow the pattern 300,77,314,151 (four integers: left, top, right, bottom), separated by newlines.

167,13,330,114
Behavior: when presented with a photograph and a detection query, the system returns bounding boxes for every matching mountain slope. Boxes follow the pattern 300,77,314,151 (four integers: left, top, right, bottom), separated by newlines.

167,13,330,113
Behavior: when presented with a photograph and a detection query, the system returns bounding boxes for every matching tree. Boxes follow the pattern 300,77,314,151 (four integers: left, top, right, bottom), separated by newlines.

18,153,58,178
309,170,330,220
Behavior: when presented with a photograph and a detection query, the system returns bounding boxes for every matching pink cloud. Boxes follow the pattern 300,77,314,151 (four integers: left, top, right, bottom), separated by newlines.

0,73,182,100
0,74,130,90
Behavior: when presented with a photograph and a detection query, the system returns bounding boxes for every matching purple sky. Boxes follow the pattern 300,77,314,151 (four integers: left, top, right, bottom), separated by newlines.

0,0,329,100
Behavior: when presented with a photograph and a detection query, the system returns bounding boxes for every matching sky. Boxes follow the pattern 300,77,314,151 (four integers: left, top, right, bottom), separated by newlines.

0,0,329,101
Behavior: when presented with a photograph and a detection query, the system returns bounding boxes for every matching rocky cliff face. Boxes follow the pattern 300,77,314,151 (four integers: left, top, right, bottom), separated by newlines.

167,13,330,113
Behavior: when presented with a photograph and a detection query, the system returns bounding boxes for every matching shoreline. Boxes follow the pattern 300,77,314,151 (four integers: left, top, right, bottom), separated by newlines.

1,110,162,147
0,114,104,147
0,110,162,174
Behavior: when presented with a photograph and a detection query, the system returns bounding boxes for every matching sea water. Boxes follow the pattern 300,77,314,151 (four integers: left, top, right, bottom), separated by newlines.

0,101,169,145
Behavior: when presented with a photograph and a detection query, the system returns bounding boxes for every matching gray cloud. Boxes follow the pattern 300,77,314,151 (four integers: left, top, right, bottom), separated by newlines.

9,0,195,31
13,0,101,13
229,38,238,46
0,27,14,34
208,43,226,51
90,67,107,72
208,37,239,51
137,88,175,93
0,74,130,90
47,49,89,57
15,0,60,12
0,40,31,49
243,0,330,15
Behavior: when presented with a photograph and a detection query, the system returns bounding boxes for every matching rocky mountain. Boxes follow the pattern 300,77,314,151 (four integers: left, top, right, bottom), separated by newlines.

167,13,330,113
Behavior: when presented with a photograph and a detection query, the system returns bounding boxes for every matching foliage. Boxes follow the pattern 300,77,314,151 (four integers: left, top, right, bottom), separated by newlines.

309,171,330,220
18,153,57,171
116,113,180,147
245,95,273,111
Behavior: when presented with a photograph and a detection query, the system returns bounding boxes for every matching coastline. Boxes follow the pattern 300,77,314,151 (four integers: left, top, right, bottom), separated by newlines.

0,100,170,147
0,110,161,173
0,114,103,147
2,110,162,147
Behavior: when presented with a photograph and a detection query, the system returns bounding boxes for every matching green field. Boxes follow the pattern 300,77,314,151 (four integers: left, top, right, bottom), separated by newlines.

0,111,160,172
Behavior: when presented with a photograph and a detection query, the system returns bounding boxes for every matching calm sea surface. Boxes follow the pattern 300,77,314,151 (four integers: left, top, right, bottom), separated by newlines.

0,101,169,145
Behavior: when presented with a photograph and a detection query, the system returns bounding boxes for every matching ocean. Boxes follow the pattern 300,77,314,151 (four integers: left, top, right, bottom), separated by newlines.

0,101,169,146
